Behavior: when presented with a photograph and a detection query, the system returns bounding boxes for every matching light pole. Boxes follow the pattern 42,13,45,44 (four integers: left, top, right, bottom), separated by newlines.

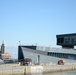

19,41,21,46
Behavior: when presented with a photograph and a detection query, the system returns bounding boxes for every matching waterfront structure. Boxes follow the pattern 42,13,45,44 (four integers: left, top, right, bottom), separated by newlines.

18,33,76,64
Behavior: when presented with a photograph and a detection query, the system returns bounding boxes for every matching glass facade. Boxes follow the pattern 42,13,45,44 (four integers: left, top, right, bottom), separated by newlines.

47,52,76,60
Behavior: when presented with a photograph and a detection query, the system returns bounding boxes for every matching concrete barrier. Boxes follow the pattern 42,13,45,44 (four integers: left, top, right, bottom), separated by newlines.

24,64,76,74
0,69,24,75
0,64,24,75
0,64,76,75
0,64,20,67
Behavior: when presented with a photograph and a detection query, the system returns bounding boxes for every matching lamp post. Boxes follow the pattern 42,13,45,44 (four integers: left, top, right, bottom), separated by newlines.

19,41,21,46
38,55,40,65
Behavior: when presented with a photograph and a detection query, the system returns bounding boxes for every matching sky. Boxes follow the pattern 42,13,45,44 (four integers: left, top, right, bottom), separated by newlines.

0,0,76,48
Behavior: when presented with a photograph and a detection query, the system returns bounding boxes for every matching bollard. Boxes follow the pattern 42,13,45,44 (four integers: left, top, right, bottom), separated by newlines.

72,64,74,70
18,62,21,66
24,66,27,75
50,62,52,65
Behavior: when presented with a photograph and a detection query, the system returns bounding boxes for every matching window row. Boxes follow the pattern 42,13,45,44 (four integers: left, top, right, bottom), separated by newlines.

47,52,76,59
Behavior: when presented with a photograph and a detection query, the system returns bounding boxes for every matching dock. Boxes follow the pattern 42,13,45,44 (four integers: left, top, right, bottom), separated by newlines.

0,63,76,75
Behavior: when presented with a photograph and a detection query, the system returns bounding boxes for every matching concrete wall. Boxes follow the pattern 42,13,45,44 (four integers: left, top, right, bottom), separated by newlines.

25,64,76,75
0,64,76,75
0,64,24,75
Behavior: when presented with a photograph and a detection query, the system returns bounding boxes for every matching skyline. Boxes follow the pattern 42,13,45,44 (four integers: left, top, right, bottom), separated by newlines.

0,0,76,47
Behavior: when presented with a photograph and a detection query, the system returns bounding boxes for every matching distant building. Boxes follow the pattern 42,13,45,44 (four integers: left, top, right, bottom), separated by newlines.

1,40,6,54
0,40,11,60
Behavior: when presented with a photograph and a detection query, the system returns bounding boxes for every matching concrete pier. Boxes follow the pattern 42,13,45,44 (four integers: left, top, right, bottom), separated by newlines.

0,63,76,75
0,64,24,75
25,64,76,75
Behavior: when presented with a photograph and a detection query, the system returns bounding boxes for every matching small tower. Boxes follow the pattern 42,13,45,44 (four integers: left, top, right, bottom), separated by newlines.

1,40,6,54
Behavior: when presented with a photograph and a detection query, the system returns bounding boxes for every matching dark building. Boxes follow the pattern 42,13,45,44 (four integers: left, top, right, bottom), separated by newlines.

56,33,76,48
18,46,36,61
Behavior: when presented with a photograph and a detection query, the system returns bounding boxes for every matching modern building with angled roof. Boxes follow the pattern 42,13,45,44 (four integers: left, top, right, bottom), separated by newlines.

18,33,76,64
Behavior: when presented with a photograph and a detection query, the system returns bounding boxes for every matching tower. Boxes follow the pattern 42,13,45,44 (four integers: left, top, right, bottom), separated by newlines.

1,40,6,54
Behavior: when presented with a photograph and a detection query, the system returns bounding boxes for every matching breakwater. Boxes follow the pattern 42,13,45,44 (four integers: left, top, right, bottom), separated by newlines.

0,64,24,75
0,64,76,75
25,64,76,75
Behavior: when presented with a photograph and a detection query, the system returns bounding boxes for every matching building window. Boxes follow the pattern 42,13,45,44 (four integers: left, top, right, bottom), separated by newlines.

57,38,61,43
61,38,64,43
